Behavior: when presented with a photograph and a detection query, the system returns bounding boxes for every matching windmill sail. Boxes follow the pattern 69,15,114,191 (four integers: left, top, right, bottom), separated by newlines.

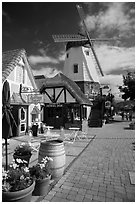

76,4,104,77
52,34,111,43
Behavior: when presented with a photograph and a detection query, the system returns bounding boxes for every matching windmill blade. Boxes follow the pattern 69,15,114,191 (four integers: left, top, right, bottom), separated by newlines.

52,34,88,42
76,4,104,76
52,34,114,43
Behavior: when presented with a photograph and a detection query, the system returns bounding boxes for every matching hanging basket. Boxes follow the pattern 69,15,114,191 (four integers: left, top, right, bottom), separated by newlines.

13,154,32,167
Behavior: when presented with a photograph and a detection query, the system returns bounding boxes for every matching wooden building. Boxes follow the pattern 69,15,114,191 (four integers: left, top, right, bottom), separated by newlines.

2,49,38,137
35,72,92,129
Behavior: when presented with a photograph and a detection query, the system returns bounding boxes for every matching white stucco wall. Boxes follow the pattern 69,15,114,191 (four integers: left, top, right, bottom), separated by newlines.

63,46,100,83
7,58,34,97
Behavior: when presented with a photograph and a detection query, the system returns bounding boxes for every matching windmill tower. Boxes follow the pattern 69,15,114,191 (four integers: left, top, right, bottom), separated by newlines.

53,5,108,97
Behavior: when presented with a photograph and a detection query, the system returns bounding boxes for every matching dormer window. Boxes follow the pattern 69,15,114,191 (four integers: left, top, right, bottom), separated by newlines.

73,64,78,73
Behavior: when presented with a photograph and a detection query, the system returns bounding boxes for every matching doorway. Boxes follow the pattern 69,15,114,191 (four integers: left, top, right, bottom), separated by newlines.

44,105,64,129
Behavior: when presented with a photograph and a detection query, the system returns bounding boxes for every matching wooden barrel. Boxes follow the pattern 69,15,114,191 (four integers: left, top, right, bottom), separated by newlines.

38,139,66,179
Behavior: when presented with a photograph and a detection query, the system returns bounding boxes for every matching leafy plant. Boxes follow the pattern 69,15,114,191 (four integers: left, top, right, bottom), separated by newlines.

30,156,53,180
119,71,135,101
14,143,32,156
2,159,34,192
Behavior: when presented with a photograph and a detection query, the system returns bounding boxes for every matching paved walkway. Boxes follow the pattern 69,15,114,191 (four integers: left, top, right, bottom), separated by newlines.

2,117,135,202
40,119,135,202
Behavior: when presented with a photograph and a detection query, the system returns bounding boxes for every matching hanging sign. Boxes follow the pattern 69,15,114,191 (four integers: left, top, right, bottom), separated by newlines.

27,94,44,104
20,84,39,93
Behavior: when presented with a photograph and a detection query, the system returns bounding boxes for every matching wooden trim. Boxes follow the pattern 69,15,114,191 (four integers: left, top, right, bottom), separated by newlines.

44,89,55,103
55,88,64,103
79,105,83,130
64,87,67,103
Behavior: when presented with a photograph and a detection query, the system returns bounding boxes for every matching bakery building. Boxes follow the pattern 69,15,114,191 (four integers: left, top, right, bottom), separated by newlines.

2,49,43,137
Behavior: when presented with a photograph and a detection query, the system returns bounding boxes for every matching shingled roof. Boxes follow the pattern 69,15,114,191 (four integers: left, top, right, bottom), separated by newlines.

35,73,92,106
2,49,37,90
2,49,26,83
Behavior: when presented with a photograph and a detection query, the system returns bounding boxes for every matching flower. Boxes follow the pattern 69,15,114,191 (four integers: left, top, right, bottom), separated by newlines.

30,156,53,180
14,143,32,156
2,160,34,192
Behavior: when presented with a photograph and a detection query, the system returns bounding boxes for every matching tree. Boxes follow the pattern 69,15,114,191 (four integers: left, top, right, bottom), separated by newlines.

119,71,135,101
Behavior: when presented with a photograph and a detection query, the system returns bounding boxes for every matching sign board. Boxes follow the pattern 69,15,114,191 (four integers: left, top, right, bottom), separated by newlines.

27,94,44,104
20,85,39,93
46,103,63,108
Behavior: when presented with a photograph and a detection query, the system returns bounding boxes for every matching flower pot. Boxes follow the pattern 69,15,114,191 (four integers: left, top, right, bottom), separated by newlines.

2,181,35,202
33,175,51,196
13,154,32,167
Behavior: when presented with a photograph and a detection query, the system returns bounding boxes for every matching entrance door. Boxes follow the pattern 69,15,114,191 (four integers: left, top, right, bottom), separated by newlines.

19,107,27,135
54,107,63,129
44,106,64,129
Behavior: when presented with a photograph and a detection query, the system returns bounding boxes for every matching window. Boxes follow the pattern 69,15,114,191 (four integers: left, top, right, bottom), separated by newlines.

21,124,26,132
21,107,26,121
73,64,78,73
85,50,89,56
66,53,69,58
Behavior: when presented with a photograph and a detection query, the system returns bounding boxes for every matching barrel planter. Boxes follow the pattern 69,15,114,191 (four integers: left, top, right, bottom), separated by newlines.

2,181,35,202
13,154,32,167
38,139,66,179
33,175,51,196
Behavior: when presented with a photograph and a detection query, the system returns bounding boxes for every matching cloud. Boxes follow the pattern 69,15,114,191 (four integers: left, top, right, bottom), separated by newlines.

95,45,135,74
32,67,60,77
58,50,66,61
28,46,66,67
99,74,123,100
81,2,135,41
99,74,123,86
28,54,59,65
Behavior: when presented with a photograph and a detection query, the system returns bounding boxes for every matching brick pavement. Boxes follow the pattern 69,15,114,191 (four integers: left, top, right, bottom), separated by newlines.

41,120,135,202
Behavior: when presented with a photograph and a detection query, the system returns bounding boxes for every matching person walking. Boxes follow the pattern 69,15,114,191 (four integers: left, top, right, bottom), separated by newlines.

129,110,133,121
121,111,124,120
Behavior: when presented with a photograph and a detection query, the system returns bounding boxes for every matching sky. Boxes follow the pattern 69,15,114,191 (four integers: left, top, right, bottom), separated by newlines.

2,1,135,99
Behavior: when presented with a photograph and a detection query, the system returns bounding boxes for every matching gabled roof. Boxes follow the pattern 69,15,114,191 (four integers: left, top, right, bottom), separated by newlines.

2,49,37,89
10,92,28,105
31,106,41,115
35,73,92,106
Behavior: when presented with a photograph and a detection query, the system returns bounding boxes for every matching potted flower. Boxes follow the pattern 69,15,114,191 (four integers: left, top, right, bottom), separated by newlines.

13,143,33,167
2,160,35,202
30,156,53,196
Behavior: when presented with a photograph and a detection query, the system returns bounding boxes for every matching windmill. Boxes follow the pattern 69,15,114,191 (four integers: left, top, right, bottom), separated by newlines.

52,4,113,94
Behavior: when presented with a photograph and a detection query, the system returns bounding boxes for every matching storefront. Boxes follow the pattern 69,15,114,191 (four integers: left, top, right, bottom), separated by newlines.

2,49,38,137
35,72,92,129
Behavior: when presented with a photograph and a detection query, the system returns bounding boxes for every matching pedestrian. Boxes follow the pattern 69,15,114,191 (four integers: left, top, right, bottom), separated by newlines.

121,111,124,120
129,110,133,121
126,112,129,121
40,122,44,134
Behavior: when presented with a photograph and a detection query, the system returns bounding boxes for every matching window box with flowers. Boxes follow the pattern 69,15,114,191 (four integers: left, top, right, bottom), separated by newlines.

2,160,35,202
13,143,33,167
30,156,53,196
